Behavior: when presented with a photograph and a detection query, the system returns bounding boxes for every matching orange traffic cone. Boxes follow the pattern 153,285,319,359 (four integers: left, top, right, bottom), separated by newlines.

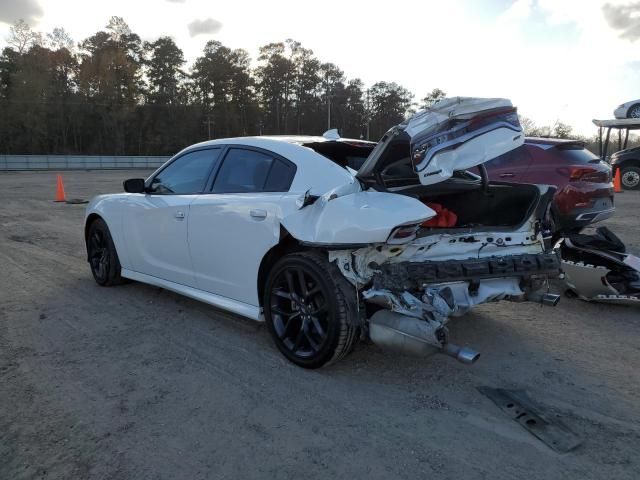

55,174,66,202
613,168,623,193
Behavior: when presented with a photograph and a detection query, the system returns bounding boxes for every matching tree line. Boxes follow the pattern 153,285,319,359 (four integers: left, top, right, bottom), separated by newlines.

0,17,448,155
2,17,629,157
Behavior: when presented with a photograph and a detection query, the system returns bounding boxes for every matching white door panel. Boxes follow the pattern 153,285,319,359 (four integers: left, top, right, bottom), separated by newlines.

122,194,197,286
189,193,283,305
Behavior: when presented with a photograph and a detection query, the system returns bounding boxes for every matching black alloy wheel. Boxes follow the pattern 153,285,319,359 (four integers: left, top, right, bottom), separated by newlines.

271,267,330,357
264,252,358,368
87,218,124,286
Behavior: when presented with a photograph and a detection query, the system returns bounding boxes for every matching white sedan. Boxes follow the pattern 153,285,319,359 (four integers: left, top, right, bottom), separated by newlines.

85,97,561,369
614,99,640,119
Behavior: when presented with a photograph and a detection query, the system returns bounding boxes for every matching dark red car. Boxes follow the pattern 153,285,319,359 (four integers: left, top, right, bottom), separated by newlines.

483,137,615,232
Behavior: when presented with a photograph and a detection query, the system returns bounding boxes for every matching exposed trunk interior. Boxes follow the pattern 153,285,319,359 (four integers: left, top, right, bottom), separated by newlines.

411,182,540,232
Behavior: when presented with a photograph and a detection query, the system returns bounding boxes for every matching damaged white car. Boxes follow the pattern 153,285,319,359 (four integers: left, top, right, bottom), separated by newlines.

85,97,561,369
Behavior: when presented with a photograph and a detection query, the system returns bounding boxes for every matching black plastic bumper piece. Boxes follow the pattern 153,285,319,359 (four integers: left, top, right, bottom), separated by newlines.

372,252,561,291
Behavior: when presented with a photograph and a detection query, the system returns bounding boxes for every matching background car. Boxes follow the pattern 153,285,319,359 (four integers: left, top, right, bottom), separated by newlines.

614,100,640,119
611,146,640,190
483,138,614,232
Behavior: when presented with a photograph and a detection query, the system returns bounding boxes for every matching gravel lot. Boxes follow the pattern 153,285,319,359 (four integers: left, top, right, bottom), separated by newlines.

1,170,639,480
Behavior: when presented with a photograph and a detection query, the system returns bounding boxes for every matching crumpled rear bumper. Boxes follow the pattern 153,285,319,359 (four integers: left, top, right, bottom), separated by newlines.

370,252,561,291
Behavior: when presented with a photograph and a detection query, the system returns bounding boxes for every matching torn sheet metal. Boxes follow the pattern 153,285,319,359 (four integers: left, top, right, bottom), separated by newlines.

437,278,524,317
478,387,582,453
561,261,618,300
362,288,453,322
559,227,640,303
357,97,524,186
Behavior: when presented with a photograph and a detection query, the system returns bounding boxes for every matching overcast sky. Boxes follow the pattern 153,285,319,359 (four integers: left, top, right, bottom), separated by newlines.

1,0,639,136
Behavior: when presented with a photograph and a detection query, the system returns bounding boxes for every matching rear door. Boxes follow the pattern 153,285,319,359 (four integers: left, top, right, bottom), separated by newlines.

484,145,533,183
188,146,296,305
121,148,222,286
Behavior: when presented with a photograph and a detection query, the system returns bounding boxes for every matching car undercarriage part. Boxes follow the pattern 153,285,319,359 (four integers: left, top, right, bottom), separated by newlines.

352,247,562,363
367,307,480,364
559,226,640,303
526,291,561,306
478,387,582,453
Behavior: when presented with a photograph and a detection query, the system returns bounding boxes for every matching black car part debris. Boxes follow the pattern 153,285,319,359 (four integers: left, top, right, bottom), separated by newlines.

371,252,561,291
478,387,582,453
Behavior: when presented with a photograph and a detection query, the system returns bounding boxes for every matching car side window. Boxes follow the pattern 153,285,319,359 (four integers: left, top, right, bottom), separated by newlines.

149,149,221,194
213,148,295,193
264,158,296,192
486,145,532,168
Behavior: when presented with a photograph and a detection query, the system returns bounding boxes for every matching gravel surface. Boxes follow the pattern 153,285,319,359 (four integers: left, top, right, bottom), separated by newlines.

1,170,639,479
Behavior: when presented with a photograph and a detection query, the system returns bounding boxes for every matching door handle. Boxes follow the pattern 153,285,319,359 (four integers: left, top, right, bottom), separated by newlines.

174,211,185,219
250,209,267,219
499,173,515,178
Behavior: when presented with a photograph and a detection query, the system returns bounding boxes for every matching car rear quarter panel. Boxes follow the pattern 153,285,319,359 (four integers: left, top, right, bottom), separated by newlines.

280,191,435,245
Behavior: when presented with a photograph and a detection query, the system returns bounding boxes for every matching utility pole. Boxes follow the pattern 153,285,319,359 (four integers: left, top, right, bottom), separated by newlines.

326,72,331,130
365,88,370,141
203,114,214,139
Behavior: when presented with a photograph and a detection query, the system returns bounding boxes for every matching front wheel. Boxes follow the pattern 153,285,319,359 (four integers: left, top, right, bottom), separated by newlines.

87,218,125,286
621,166,640,190
263,251,359,369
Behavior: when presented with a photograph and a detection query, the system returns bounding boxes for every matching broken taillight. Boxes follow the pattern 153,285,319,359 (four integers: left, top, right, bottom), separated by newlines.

387,223,421,244
556,166,609,183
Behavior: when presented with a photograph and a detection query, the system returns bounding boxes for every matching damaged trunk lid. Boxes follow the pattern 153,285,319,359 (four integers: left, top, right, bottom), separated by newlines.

357,97,524,186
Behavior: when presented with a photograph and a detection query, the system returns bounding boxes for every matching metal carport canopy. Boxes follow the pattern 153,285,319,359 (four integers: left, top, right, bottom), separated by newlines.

592,118,640,129
592,118,640,159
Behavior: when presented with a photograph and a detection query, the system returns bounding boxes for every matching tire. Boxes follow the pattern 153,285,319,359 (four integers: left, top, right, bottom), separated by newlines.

628,104,640,119
87,218,125,286
621,166,640,190
263,251,359,369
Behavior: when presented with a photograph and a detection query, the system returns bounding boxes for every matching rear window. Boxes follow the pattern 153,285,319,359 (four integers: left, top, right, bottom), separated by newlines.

302,141,375,170
554,147,600,164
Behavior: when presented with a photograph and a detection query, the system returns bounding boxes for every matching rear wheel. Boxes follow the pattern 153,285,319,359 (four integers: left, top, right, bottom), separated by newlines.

621,166,640,190
87,218,125,286
264,251,359,369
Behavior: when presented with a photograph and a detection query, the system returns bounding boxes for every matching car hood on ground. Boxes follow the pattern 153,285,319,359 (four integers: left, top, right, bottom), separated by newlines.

357,97,524,186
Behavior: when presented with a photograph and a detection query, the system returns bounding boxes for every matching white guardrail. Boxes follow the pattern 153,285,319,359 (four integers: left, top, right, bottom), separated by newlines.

0,155,170,170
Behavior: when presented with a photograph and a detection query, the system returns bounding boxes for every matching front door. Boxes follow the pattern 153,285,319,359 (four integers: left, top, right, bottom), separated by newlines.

122,147,222,286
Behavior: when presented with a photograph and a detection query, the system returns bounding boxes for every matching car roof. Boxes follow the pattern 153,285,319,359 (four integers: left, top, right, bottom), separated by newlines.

525,137,585,150
178,136,358,195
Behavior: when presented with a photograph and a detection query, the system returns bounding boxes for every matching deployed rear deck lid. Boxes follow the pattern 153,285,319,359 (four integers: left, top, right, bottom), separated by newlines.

357,97,524,186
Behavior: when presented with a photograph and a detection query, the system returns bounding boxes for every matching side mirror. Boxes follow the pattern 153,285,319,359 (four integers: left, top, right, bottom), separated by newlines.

123,178,146,193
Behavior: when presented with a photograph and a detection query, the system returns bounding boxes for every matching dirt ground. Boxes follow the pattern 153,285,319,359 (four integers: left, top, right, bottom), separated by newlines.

1,170,639,480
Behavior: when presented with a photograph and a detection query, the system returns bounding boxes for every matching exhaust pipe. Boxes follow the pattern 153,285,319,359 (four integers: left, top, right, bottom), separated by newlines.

541,293,561,306
442,343,481,364
368,310,481,365
528,291,561,306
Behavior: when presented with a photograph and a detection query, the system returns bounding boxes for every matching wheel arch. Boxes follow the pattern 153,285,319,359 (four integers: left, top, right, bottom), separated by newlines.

257,225,307,307
84,212,125,265
616,157,640,169
84,213,104,260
